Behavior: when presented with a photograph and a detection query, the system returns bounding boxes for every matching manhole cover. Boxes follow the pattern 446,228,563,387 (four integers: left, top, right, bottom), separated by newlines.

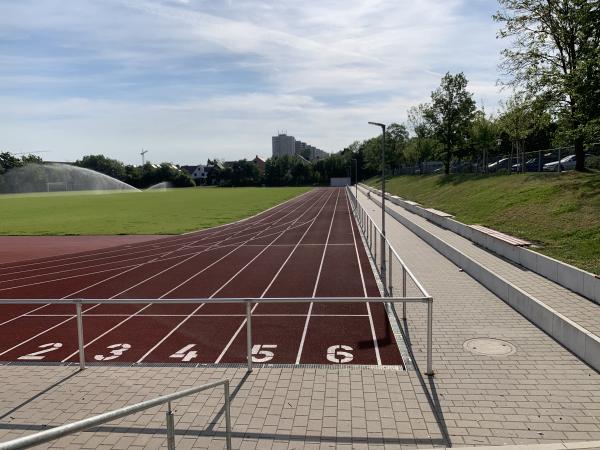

463,338,516,356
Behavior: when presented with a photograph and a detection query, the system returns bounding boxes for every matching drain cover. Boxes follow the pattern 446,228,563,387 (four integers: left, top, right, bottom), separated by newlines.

463,338,516,356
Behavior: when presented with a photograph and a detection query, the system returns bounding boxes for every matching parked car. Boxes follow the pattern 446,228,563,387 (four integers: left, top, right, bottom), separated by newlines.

511,153,556,172
487,158,510,172
543,154,577,171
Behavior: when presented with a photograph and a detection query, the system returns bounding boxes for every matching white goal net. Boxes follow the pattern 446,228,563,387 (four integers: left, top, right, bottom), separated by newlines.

47,181,68,192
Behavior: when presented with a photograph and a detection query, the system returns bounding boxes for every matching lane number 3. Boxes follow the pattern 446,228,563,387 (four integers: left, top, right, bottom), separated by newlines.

94,343,131,361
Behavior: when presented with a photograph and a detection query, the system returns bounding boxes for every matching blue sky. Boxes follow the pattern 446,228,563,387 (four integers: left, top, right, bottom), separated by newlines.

1,0,507,164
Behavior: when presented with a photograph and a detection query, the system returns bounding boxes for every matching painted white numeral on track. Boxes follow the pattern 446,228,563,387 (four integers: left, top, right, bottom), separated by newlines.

18,342,63,360
94,343,131,361
326,345,353,364
170,344,198,362
252,344,277,363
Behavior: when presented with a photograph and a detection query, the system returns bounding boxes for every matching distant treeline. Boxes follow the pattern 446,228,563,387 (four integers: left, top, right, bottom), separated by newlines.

73,155,195,189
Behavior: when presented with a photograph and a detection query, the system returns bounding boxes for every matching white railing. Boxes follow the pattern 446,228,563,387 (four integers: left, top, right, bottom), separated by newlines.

346,186,434,375
1,296,432,374
0,379,232,450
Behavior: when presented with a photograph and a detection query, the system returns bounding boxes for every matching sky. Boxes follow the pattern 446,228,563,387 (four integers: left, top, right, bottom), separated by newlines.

1,0,507,165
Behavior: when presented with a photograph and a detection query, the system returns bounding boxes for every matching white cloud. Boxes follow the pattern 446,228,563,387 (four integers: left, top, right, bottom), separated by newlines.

0,0,508,163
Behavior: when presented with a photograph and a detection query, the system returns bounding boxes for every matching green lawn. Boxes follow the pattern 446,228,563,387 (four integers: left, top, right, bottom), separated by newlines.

368,172,600,274
0,187,310,235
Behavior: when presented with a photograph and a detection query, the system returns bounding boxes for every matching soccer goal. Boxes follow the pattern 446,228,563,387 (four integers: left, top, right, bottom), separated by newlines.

47,181,68,192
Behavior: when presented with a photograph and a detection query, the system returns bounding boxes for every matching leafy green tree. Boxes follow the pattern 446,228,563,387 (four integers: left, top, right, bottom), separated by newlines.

494,0,600,170
422,72,477,174
0,151,22,174
75,154,127,180
469,109,499,169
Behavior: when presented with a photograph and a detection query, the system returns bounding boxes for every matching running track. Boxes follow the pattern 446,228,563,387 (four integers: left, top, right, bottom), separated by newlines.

0,188,402,367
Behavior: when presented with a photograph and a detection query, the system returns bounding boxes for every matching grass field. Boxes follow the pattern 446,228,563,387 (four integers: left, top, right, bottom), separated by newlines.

0,187,310,235
368,172,600,274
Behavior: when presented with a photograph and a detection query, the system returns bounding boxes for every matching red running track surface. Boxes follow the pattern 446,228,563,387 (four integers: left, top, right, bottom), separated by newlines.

0,188,403,367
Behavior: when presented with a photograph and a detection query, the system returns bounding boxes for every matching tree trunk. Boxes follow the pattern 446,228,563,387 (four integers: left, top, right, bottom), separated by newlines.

575,137,585,171
445,146,451,174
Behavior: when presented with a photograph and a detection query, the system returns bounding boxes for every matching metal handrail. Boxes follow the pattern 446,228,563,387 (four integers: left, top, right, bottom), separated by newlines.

0,379,232,450
350,186,430,298
0,295,432,374
346,185,434,376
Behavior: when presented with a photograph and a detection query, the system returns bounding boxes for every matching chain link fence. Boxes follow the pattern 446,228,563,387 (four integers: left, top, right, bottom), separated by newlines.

396,142,600,175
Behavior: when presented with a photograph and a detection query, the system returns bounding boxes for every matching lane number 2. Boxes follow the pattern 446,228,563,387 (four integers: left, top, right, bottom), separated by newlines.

94,343,131,361
327,345,354,364
252,344,277,363
170,344,198,362
18,342,63,360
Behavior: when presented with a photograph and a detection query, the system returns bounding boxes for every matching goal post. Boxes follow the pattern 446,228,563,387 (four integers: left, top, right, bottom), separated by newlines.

47,181,68,193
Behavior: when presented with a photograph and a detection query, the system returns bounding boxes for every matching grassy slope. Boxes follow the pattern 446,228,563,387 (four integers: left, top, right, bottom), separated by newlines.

368,172,600,274
0,187,310,235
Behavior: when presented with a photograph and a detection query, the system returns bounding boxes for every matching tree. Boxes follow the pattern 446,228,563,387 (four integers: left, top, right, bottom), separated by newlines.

0,151,23,174
422,72,477,174
494,0,600,170
497,94,548,171
75,154,127,181
469,109,499,170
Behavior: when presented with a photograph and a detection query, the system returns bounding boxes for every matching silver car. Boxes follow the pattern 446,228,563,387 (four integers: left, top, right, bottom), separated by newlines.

543,154,577,171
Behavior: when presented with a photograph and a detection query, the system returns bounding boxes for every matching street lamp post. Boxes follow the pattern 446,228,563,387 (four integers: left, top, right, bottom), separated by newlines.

368,121,386,295
352,158,358,198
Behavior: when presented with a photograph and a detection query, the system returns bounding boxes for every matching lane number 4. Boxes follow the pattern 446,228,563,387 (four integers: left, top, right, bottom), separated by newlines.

327,345,354,364
170,344,198,362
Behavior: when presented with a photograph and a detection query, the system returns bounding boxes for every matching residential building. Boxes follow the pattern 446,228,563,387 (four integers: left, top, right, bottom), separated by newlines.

272,133,329,161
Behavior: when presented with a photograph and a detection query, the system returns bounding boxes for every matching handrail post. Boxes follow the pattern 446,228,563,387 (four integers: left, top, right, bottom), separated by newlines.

224,381,232,450
76,301,85,370
402,267,407,320
374,228,377,272
426,298,434,376
388,246,393,296
246,302,253,372
166,401,175,450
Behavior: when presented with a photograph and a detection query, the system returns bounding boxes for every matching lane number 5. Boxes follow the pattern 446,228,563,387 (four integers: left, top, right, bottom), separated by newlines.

252,344,277,363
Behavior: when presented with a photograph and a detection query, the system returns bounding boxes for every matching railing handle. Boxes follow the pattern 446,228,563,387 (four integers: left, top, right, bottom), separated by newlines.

426,298,434,376
224,381,232,450
166,401,175,450
76,302,85,370
246,302,253,372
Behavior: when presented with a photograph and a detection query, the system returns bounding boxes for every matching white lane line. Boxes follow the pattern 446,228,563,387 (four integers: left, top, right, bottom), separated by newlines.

141,190,333,364
59,193,321,364
0,191,318,298
295,188,340,365
0,240,204,357
0,192,322,360
213,190,335,364
346,192,381,366
0,191,318,286
0,251,170,285
0,189,314,275
25,313,370,317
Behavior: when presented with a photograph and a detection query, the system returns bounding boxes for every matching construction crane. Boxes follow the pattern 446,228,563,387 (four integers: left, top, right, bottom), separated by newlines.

140,149,148,165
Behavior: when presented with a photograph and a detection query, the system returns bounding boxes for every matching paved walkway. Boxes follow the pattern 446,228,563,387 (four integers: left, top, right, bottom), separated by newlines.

359,187,600,339
356,189,600,447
